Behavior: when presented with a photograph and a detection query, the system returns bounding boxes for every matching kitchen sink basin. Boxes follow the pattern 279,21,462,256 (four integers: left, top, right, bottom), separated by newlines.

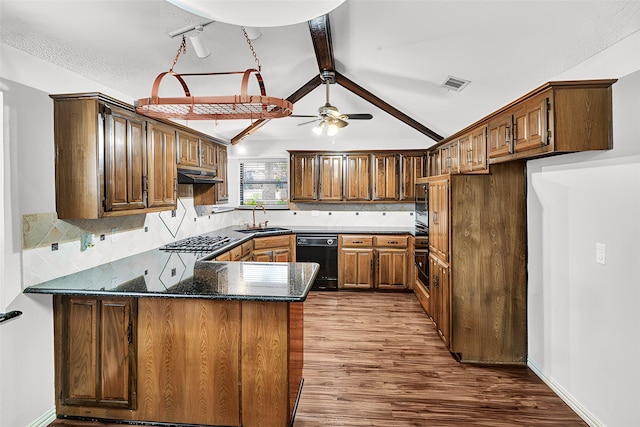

236,227,291,235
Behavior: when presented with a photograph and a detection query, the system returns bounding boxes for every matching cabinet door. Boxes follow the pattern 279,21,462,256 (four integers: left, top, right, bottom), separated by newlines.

470,126,488,171
440,142,459,174
147,122,177,208
215,144,229,203
60,296,136,409
458,135,473,173
488,114,513,159
400,155,424,200
252,249,273,262
177,131,200,168
273,248,291,262
372,154,398,200
513,94,549,153
376,248,408,289
429,179,449,262
340,248,374,289
427,151,441,177
200,140,218,171
103,106,146,212
319,155,343,201
429,255,450,347
345,154,370,201
291,154,317,201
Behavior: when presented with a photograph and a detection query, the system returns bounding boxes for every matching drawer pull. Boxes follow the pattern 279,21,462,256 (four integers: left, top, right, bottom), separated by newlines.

352,240,363,244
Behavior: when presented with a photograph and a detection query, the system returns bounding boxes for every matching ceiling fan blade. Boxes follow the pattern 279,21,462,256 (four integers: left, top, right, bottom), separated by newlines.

345,113,373,120
298,118,321,126
290,114,320,118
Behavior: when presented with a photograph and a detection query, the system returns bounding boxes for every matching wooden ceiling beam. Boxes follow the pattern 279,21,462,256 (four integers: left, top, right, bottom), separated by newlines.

308,15,334,74
230,74,323,144
335,71,444,142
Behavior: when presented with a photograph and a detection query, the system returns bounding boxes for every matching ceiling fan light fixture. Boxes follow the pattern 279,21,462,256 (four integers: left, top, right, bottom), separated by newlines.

312,121,325,135
327,121,339,137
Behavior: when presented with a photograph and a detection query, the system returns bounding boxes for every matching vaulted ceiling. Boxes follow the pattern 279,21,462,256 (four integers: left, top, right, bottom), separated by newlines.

2,1,640,153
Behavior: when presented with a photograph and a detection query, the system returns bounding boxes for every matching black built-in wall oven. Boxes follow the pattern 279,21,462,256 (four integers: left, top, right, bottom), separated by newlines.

415,183,429,290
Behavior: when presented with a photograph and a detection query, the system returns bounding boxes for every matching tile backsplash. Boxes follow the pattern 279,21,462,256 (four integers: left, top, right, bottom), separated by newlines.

21,199,415,288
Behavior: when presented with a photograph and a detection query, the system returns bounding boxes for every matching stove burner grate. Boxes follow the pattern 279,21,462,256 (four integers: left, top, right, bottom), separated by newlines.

160,235,237,253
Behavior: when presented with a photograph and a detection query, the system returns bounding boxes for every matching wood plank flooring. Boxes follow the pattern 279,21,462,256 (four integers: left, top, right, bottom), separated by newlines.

50,291,586,427
293,291,586,427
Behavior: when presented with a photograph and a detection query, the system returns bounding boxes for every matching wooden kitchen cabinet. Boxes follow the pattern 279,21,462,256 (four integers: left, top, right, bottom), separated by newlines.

459,126,487,173
372,154,399,200
338,235,374,289
440,141,459,174
319,154,343,201
429,253,451,347
253,234,295,262
488,112,513,160
215,144,229,203
290,153,317,201
52,94,179,218
428,177,450,263
146,121,177,209
512,92,549,154
177,130,200,168
344,154,371,201
374,235,410,290
55,295,137,409
400,154,425,200
427,150,441,177
103,105,147,213
200,140,217,171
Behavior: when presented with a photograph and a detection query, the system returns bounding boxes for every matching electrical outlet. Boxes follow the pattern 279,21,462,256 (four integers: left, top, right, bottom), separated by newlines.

111,228,118,243
595,243,606,265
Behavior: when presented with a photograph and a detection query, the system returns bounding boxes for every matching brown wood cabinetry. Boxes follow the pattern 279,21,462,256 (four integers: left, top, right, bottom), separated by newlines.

338,234,412,290
291,153,317,201
54,295,302,426
215,144,229,203
488,112,514,159
459,126,488,172
200,140,217,171
51,94,178,218
418,162,527,364
55,296,136,410
319,154,343,201
289,150,426,204
372,154,399,200
345,154,371,201
176,131,200,168
253,234,295,262
440,141,459,174
146,122,177,209
338,235,375,289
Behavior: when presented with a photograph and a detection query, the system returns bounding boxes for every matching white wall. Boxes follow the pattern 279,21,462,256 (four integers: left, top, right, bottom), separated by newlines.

527,35,640,426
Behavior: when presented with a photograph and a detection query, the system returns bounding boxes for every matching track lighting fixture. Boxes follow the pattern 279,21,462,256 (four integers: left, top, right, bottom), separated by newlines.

188,26,210,58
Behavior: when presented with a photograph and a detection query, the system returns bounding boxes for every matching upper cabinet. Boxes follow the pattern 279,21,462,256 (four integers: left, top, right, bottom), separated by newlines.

215,144,229,203
289,150,426,204
52,94,177,219
428,80,616,175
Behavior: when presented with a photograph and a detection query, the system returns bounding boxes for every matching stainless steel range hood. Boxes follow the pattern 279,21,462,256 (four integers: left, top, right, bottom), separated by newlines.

177,167,223,184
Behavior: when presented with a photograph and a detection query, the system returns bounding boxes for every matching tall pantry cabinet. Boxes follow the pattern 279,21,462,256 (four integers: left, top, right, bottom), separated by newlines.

420,161,527,364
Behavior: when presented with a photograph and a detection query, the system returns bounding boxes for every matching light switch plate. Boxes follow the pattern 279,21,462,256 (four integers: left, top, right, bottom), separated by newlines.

595,243,606,265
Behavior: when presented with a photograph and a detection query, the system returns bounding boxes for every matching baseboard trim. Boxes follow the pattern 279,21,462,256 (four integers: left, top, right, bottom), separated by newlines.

29,407,56,427
528,358,604,427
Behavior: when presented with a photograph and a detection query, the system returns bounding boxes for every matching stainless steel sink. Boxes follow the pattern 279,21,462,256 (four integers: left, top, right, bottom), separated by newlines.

236,227,291,235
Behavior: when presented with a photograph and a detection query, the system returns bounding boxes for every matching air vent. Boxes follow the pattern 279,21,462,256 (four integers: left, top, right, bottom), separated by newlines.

442,76,471,92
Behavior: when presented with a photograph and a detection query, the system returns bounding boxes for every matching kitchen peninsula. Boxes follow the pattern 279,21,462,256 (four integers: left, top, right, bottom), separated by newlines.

24,248,319,427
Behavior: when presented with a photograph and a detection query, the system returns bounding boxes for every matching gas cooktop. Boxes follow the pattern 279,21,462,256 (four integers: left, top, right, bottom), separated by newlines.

160,235,238,253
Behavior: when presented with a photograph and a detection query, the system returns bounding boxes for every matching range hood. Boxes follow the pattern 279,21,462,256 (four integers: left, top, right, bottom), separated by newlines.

177,167,223,184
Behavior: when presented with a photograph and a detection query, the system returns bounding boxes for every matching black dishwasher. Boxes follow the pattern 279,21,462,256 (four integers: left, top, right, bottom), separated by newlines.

296,234,338,291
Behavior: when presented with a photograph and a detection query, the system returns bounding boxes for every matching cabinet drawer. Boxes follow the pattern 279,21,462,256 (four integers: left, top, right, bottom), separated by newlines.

373,235,409,248
241,241,253,257
253,235,291,250
339,235,374,247
415,237,429,249
229,246,243,262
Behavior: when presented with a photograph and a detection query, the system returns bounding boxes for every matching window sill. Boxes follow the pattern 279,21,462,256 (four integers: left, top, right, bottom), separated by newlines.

236,205,290,211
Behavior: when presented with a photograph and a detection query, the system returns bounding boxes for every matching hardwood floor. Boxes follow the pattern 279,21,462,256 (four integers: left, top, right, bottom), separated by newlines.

293,291,586,426
50,291,586,427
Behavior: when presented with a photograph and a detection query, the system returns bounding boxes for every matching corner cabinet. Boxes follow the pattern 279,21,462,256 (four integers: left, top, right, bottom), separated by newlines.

51,93,177,219
253,235,295,262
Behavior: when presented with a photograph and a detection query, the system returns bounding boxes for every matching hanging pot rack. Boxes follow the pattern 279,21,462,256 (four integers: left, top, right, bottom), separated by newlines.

135,29,293,121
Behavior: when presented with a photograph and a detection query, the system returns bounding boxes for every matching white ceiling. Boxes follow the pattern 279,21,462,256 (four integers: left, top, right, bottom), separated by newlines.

2,0,640,152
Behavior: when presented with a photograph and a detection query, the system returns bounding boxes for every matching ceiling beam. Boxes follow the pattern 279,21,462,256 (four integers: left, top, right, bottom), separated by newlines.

230,74,323,144
335,72,444,142
308,15,334,74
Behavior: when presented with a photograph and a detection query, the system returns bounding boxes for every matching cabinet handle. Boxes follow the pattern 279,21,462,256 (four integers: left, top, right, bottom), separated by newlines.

353,240,363,244
387,241,398,244
505,123,513,153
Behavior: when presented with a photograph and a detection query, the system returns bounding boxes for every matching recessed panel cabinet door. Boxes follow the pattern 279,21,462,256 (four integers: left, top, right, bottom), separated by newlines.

372,154,398,200
513,94,549,153
291,154,317,201
147,123,177,208
60,296,136,409
319,155,343,201
345,154,370,201
177,131,200,168
340,248,374,289
104,107,146,212
376,248,408,289
216,144,229,203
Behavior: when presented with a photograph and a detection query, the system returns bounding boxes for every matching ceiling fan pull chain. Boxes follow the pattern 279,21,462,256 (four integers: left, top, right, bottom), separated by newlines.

242,27,261,72
169,35,187,73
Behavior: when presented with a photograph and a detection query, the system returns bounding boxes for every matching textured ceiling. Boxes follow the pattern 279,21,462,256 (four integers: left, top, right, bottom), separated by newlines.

2,0,640,152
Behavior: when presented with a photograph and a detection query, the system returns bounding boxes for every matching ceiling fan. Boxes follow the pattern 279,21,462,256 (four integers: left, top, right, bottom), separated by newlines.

291,71,372,136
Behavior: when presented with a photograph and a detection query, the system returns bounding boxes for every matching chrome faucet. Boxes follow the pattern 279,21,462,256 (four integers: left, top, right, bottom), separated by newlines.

252,204,266,228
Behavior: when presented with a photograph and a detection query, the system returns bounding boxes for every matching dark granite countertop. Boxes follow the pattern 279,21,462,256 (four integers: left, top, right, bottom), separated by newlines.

23,225,412,300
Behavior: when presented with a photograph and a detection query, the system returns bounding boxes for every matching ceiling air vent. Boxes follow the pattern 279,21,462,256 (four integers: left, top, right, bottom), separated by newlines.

442,76,471,92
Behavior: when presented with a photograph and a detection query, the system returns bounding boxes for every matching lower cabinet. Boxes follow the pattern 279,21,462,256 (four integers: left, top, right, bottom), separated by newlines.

429,254,451,347
253,235,295,262
338,234,411,290
54,296,137,410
